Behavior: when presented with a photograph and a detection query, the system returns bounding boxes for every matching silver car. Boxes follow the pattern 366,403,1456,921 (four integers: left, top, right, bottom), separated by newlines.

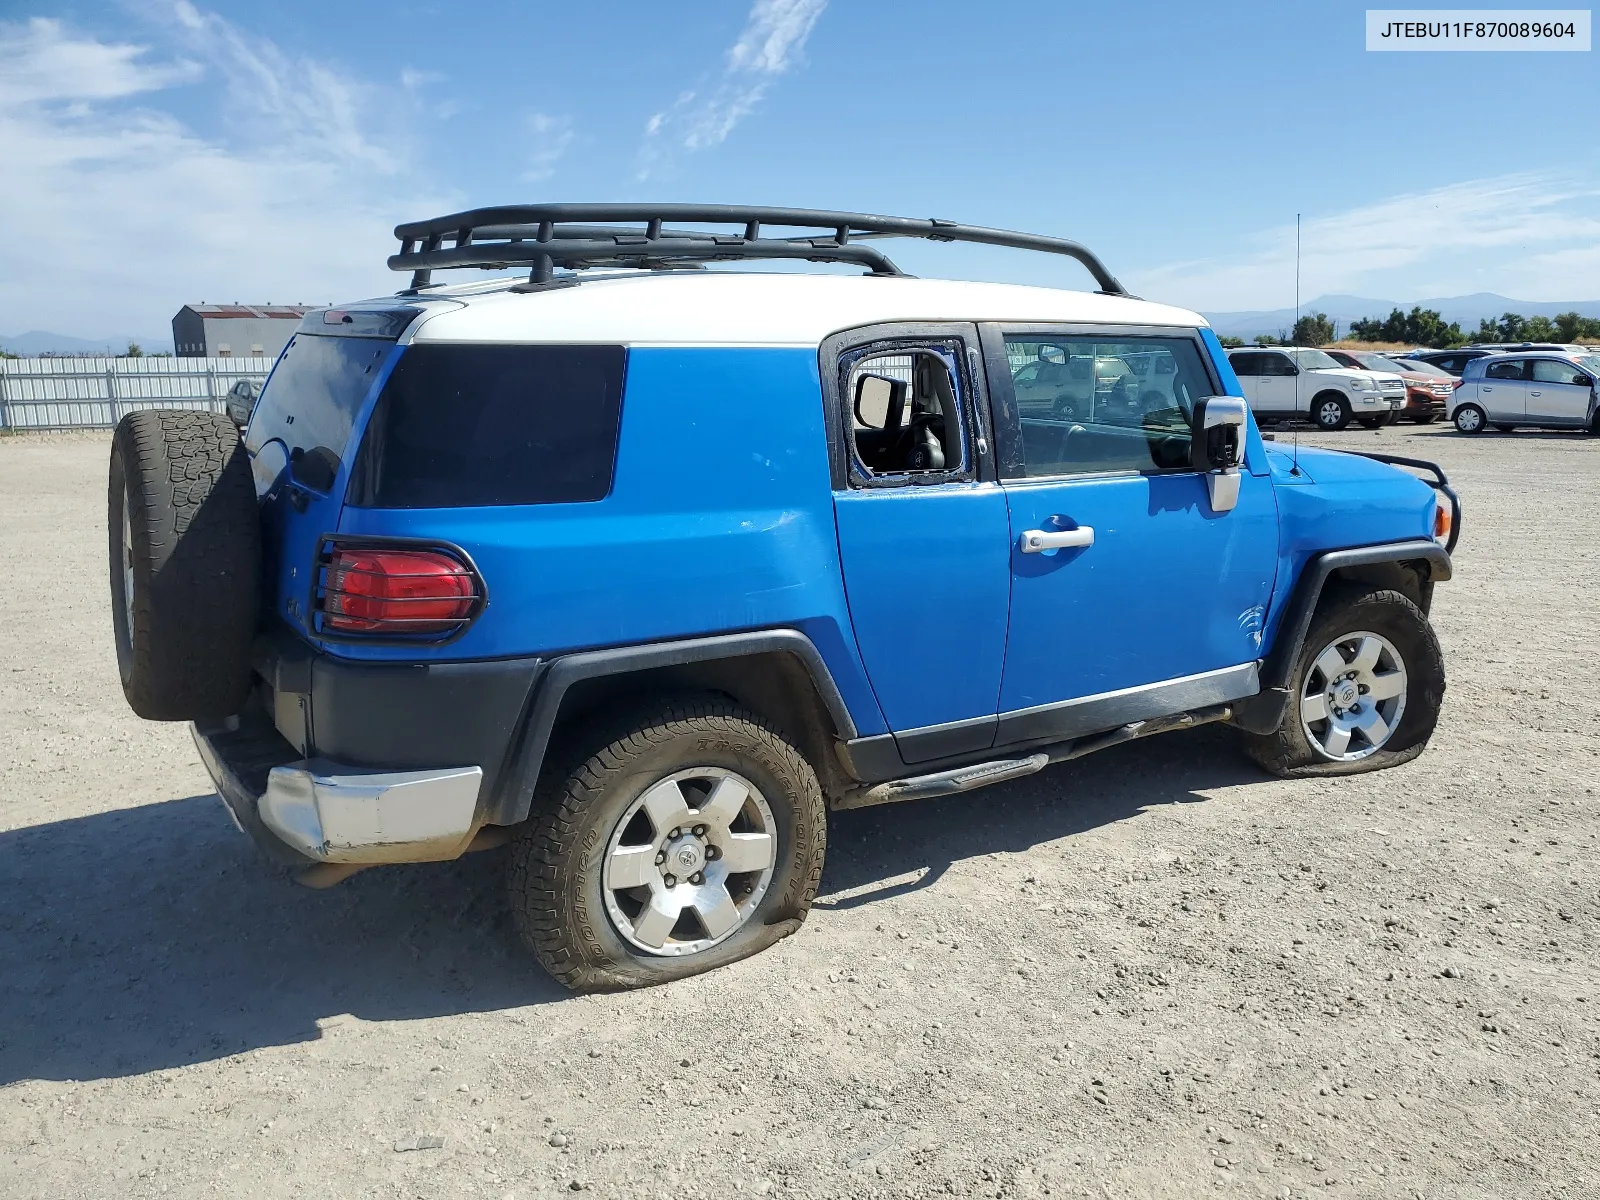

1449,352,1600,434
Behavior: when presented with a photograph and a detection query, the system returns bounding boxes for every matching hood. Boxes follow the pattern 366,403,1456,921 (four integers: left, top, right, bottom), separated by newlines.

1266,444,1439,550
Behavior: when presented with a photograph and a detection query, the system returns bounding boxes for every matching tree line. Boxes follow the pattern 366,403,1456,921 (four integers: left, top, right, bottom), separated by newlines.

1219,308,1600,349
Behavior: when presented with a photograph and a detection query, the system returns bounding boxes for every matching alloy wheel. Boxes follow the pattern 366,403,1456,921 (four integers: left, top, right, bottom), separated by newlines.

601,767,778,956
1299,631,1408,761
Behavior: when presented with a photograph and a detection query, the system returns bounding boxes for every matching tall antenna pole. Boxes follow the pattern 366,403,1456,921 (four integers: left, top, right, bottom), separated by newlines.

1293,212,1302,472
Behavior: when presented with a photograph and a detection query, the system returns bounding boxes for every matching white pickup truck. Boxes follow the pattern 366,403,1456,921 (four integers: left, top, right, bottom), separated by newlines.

1227,346,1405,431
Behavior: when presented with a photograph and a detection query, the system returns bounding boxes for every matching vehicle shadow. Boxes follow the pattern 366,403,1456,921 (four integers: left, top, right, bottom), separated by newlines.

0,793,558,1087
818,723,1260,907
0,726,1264,1086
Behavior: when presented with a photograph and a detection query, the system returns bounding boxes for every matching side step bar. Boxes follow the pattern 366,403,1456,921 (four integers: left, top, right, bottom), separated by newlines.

836,704,1233,811
840,754,1050,809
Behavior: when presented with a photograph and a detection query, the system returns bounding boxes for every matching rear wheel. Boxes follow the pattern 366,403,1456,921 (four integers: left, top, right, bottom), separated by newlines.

507,696,826,990
1492,423,1515,432
1241,585,1444,778
1412,412,1438,424
108,410,260,720
1313,393,1351,431
1357,414,1391,430
1453,404,1486,434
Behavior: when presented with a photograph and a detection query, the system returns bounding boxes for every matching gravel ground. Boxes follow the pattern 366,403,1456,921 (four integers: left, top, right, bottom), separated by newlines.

2,422,1597,1200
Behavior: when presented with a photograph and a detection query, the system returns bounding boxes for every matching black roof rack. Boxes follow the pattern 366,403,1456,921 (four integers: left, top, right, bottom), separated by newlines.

389,204,1130,296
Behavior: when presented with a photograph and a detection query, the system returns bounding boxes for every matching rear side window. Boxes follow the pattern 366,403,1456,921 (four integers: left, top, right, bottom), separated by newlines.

1485,359,1527,380
348,344,625,508
246,333,392,462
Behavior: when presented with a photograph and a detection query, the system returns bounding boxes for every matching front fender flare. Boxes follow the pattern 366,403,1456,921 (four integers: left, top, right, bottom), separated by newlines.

1232,539,1451,735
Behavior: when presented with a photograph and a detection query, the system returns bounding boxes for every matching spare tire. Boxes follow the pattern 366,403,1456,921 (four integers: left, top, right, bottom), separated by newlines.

108,410,260,720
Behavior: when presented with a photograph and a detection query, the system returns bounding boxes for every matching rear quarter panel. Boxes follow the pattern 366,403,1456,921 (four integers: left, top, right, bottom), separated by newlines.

333,345,888,735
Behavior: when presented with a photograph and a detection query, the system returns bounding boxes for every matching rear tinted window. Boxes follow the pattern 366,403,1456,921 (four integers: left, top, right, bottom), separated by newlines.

246,333,393,461
348,343,626,508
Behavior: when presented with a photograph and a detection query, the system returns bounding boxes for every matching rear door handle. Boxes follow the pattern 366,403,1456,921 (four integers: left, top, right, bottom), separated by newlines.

1529,390,1542,396
1020,526,1094,553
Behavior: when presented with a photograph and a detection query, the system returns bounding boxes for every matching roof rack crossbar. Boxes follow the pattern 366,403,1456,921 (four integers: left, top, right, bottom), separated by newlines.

388,204,1129,295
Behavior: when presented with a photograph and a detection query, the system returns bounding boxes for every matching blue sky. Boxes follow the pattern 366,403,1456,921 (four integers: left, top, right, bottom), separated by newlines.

3,0,1598,340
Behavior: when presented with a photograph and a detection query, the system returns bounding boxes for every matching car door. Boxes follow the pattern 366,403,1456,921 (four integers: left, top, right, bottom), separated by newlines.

1527,358,1594,425
985,325,1278,745
1226,352,1263,407
1479,358,1529,421
828,324,1012,762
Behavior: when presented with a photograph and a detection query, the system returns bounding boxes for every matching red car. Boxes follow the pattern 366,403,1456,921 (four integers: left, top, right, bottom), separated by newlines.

1325,350,1451,424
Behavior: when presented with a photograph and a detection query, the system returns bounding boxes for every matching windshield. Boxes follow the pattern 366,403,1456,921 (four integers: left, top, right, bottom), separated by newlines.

1287,348,1343,370
1578,354,1600,375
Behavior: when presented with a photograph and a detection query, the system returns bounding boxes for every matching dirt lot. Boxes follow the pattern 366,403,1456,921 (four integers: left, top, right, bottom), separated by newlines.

2,423,1597,1200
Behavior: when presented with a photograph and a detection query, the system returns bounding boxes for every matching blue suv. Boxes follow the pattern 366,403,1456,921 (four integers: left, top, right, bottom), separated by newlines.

107,206,1460,990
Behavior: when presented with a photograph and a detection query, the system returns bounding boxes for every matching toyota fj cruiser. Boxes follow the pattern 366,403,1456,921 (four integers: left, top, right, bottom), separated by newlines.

108,205,1460,990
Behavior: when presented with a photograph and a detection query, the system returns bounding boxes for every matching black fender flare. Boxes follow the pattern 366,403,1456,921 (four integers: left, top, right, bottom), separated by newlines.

1231,539,1452,735
490,629,859,824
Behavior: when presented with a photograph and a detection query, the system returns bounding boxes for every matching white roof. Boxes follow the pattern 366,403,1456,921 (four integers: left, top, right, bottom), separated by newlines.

405,272,1206,347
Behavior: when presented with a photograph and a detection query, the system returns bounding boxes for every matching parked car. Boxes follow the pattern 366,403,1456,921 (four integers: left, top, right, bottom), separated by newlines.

1403,348,1496,377
105,205,1459,990
1226,346,1406,430
223,379,259,428
1449,351,1600,433
1468,342,1589,355
1324,349,1451,423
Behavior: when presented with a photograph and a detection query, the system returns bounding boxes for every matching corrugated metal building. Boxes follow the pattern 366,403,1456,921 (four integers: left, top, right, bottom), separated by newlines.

172,303,316,359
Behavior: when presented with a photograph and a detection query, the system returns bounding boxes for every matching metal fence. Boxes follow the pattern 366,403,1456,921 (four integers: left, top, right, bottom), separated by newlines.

0,357,274,431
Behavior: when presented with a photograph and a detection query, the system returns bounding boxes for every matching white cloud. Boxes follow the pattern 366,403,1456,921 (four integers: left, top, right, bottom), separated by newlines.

638,0,826,178
524,112,574,183
0,12,452,340
1131,174,1600,310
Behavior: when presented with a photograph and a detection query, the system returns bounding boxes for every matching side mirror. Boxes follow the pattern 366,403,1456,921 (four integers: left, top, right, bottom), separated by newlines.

1191,397,1247,513
854,373,905,430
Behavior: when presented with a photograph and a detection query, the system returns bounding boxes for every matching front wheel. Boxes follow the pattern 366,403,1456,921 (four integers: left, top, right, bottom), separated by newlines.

1313,394,1352,431
1453,404,1486,434
1241,585,1444,778
507,696,826,990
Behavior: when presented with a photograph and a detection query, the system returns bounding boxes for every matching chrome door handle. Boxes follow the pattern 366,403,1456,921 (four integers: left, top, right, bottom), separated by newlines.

1020,526,1094,553
1529,390,1541,396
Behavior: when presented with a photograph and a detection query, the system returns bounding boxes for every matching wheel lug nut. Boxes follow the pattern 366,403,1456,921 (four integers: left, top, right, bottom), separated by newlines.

663,874,677,888
692,824,707,837
668,828,681,840
705,844,720,860
655,851,667,865
689,872,704,885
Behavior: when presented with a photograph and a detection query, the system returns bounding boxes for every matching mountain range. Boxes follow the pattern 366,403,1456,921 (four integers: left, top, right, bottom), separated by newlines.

0,330,173,357
1202,294,1600,340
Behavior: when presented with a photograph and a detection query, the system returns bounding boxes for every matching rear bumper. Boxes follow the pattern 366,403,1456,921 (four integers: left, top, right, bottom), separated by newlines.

193,713,485,864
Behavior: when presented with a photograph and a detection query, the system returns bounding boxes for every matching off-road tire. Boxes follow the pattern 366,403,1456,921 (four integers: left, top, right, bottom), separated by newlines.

1312,392,1352,431
108,410,260,720
1241,585,1444,778
507,696,827,991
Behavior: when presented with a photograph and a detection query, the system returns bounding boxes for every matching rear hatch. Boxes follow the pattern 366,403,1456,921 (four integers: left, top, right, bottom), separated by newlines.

244,306,429,642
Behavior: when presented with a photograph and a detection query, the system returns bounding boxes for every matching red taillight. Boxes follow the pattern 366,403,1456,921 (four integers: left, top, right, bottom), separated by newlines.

1452,378,1466,389
320,546,480,635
